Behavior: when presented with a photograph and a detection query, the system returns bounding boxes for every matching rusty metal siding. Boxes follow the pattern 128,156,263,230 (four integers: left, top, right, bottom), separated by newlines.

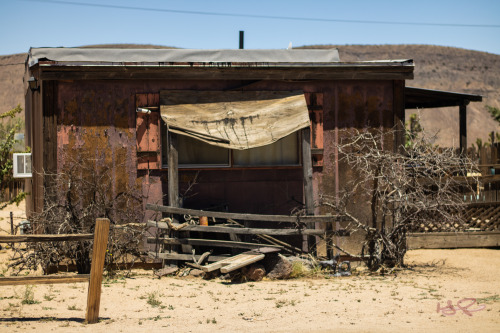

46,79,396,224
136,93,161,170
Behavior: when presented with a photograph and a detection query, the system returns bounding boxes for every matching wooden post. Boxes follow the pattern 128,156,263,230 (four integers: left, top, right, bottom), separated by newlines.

166,129,181,263
393,80,406,154
85,218,110,324
167,129,179,208
302,127,314,215
459,102,467,154
302,127,315,253
10,212,14,235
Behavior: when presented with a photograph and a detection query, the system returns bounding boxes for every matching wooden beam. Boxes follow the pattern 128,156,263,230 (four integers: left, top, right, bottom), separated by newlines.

301,127,315,253
167,130,179,207
220,253,265,274
85,218,110,324
148,252,229,262
147,237,283,250
146,220,346,236
466,201,500,208
0,275,89,286
146,204,346,223
0,234,93,243
407,231,500,249
38,65,414,81
459,103,467,153
199,252,265,273
302,127,314,215
393,80,405,154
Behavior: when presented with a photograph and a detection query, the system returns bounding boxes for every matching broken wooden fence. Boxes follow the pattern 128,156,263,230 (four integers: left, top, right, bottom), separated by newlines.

146,203,348,263
0,218,110,324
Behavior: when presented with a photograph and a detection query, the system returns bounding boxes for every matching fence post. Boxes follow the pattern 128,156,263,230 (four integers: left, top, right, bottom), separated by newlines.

85,218,110,324
10,212,14,235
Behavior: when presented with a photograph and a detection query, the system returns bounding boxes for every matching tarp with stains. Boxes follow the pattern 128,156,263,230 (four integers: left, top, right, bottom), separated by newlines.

160,90,310,150
28,48,340,67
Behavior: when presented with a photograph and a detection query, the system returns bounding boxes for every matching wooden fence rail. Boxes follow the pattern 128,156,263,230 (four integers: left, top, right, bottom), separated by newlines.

147,204,349,261
0,218,109,324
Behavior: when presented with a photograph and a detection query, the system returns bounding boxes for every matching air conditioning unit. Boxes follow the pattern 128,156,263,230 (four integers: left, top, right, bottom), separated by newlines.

13,153,32,178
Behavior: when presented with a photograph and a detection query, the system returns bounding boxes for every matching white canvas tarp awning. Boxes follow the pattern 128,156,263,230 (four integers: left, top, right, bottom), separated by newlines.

160,90,310,150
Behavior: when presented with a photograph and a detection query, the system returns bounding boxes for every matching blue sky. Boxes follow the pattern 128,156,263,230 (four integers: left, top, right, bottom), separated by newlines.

1,0,499,56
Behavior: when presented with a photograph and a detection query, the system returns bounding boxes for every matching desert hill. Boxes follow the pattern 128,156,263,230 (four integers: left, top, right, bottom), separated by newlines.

1,44,498,147
300,44,499,147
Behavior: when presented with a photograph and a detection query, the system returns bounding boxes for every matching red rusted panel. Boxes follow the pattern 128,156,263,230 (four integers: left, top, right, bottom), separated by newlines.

52,78,395,233
305,93,324,167
136,93,160,169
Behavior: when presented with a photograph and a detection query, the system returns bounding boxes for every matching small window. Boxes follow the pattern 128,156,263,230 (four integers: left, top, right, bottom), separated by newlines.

177,135,230,167
161,124,300,168
233,133,299,166
161,123,229,167
13,153,32,178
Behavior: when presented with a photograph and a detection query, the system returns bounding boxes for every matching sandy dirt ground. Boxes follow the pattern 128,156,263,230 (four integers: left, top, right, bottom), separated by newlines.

0,202,499,333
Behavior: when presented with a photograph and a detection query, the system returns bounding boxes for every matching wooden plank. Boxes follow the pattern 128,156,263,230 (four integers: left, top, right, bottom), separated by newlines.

200,252,261,273
147,220,340,236
393,80,405,154
459,103,467,154
167,130,179,207
301,127,315,253
146,204,346,223
220,253,265,273
407,232,500,249
39,65,414,81
148,252,229,263
302,127,314,215
466,201,500,208
85,218,110,324
0,234,93,243
0,275,89,286
147,237,282,250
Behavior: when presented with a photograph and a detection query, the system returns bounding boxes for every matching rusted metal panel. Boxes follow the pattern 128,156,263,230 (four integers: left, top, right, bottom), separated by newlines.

39,78,397,235
305,93,324,167
136,93,160,169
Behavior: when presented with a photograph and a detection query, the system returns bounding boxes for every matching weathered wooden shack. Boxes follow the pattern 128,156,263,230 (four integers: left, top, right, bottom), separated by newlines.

24,47,421,255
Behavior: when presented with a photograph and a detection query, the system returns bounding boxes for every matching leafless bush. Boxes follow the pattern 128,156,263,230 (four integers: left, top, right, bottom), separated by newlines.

11,152,147,275
321,127,478,271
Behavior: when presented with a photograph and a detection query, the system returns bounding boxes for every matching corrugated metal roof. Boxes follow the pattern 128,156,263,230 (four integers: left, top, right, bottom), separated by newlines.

28,47,342,67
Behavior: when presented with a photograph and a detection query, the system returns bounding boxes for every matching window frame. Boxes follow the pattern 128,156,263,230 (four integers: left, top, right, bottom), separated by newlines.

160,120,302,169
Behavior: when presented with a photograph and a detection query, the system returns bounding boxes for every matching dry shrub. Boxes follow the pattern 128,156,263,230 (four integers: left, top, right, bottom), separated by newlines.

11,152,147,275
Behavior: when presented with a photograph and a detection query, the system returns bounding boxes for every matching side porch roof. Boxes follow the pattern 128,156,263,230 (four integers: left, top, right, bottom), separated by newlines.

405,86,482,108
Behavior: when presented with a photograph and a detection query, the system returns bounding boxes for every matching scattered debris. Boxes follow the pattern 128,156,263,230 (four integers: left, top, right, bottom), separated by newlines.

242,264,266,282
154,266,178,278
334,261,352,277
264,254,293,280
189,269,204,277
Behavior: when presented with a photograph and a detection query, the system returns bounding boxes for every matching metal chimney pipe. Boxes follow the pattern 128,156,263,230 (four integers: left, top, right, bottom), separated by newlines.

239,30,244,49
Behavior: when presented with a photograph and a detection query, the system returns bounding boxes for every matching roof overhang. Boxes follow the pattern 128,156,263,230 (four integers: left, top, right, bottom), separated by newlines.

405,86,482,109
26,47,414,81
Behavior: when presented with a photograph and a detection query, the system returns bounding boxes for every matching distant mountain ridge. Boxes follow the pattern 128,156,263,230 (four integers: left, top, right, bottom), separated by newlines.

1,44,498,147
299,44,499,146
